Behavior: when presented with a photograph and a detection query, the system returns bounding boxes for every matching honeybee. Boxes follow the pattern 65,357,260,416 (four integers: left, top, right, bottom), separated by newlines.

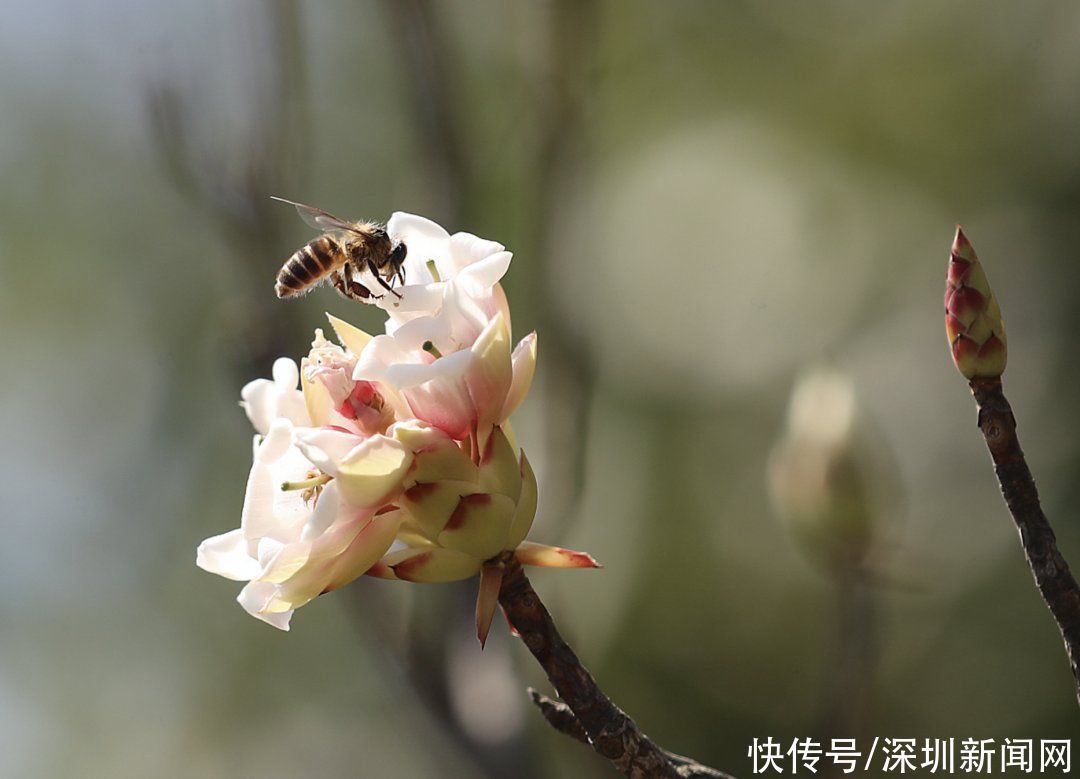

272,196,407,303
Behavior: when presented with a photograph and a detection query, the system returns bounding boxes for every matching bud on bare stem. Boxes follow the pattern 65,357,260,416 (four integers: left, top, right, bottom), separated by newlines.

946,228,1080,706
945,227,1007,379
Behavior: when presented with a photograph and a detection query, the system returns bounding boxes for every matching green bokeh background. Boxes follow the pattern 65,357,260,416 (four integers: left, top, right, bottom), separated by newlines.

3,2,1078,777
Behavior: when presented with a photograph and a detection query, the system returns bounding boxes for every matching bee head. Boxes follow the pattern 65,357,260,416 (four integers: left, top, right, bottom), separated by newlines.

389,241,408,269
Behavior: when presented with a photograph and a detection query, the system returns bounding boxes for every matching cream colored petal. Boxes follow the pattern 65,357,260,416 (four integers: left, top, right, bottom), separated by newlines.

326,313,373,356
335,435,413,508
401,479,479,539
478,425,521,502
322,509,405,593
505,452,538,550
437,492,517,561
408,438,479,485
501,332,537,423
386,547,482,583
301,363,335,428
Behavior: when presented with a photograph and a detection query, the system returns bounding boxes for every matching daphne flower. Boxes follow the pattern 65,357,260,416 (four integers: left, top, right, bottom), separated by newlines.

197,419,407,629
300,327,399,436
367,421,599,646
377,212,512,331
356,298,537,446
198,332,414,629
199,214,598,641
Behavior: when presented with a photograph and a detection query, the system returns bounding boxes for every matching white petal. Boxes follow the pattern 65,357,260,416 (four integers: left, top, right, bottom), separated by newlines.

388,211,451,244
237,581,293,630
456,251,512,292
256,419,296,463
272,357,300,389
392,314,452,353
196,528,261,581
387,212,451,283
450,231,505,264
353,334,413,385
240,378,277,435
295,428,364,477
300,482,344,541
243,425,315,543
383,282,447,317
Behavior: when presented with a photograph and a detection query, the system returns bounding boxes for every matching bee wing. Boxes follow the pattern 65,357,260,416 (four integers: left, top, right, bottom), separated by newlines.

271,196,364,235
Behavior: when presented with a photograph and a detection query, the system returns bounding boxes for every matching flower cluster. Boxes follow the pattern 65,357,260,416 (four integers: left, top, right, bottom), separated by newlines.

197,212,598,639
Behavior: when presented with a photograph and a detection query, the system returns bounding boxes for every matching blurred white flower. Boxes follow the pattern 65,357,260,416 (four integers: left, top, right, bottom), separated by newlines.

767,367,894,573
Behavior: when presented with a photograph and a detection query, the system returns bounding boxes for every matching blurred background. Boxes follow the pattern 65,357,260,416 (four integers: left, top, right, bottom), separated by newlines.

3,1,1079,777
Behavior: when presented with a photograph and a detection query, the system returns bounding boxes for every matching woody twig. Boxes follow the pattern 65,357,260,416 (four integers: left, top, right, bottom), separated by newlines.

946,227,1080,706
497,554,732,778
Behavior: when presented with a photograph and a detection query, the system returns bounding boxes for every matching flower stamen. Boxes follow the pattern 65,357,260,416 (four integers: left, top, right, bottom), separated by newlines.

422,341,444,359
426,260,441,283
281,472,332,492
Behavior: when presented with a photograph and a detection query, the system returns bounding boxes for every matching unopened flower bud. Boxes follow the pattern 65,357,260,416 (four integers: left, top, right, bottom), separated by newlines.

945,227,1007,380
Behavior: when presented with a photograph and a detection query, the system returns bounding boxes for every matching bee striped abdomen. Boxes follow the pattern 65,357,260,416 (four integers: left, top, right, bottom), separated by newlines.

275,236,343,297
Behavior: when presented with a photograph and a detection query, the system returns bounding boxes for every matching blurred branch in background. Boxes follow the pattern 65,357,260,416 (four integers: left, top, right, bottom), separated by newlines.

768,368,900,752
146,0,310,376
377,0,470,215
525,0,600,536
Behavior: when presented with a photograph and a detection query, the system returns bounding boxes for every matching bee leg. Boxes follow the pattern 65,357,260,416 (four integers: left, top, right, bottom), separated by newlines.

371,265,404,299
331,269,372,303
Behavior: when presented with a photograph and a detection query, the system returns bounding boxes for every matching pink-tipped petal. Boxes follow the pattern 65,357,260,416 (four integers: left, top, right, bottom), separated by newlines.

514,542,601,569
475,562,504,648
364,559,399,579
465,313,512,449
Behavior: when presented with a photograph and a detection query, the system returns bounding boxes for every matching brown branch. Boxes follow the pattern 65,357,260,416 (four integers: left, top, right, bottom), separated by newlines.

498,554,733,779
969,376,1080,705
